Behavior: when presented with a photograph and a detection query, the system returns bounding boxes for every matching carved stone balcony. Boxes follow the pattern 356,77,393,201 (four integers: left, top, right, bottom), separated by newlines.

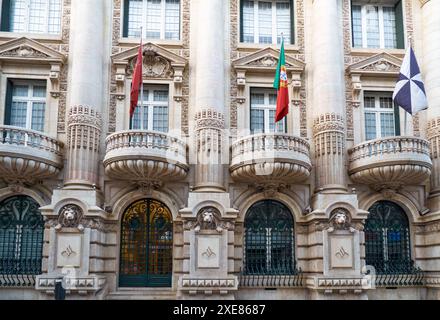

230,133,312,188
103,130,188,184
348,136,432,190
0,126,64,183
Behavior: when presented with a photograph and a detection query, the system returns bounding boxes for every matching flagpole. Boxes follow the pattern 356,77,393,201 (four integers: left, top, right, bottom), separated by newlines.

140,26,144,131
405,35,412,137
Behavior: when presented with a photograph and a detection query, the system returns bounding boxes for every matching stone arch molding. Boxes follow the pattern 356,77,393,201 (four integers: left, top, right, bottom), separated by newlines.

358,192,421,223
0,185,48,207
236,192,303,223
111,42,187,101
111,188,182,222
0,37,67,98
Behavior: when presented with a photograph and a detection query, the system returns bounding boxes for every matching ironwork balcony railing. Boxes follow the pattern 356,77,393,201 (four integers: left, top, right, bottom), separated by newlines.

0,125,64,182
0,258,42,287
348,136,432,189
103,130,189,182
364,261,425,287
230,133,312,184
239,267,304,288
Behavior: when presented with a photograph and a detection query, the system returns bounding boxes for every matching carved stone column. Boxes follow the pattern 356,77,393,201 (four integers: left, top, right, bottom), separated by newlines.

311,0,347,193
192,0,226,192
422,0,440,211
64,0,105,189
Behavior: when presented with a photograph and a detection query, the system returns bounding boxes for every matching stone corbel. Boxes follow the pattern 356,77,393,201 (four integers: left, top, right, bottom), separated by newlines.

114,61,128,100
173,65,184,102
351,74,362,108
49,63,61,98
291,71,302,105
236,69,246,104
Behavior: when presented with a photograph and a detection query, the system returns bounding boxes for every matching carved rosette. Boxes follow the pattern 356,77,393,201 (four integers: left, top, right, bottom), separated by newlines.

313,113,346,189
66,105,103,185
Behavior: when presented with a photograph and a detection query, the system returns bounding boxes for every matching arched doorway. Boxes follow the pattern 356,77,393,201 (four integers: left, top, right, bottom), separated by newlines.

243,200,295,275
119,199,173,287
365,200,413,274
0,196,44,281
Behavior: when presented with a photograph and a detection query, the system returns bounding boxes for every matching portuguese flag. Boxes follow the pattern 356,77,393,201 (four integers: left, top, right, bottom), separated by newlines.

273,39,289,122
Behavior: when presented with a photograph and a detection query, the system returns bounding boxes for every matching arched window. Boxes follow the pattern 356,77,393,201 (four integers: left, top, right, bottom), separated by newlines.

120,199,173,287
0,196,44,281
365,201,413,274
244,200,295,274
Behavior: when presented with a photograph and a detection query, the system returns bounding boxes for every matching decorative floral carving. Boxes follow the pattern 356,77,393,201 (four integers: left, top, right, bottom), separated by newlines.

248,56,278,67
127,50,174,79
56,204,84,230
360,60,400,72
0,45,49,58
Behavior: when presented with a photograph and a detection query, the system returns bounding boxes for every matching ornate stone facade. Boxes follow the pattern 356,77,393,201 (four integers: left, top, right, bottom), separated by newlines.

0,0,440,301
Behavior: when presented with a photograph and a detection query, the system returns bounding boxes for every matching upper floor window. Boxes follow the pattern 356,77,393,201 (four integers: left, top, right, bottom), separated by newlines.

132,85,169,132
250,88,286,134
123,0,180,40
0,0,62,34
4,80,47,132
240,0,293,45
351,1,404,49
364,92,400,141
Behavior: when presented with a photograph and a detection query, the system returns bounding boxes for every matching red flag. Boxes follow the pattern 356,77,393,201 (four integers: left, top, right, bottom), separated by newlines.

273,39,289,122
130,40,143,118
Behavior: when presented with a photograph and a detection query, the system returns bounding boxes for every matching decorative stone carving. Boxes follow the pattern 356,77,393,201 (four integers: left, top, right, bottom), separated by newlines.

128,50,174,79
329,208,352,231
55,204,84,231
348,136,432,191
194,207,223,233
0,45,49,58
232,47,305,105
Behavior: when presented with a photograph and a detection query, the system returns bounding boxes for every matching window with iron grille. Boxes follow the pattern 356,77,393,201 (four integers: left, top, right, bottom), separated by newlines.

365,201,416,275
123,0,180,40
131,85,169,132
119,199,173,287
240,0,294,45
0,0,62,34
244,200,295,275
250,88,286,134
0,196,44,286
351,1,404,49
363,91,400,141
4,80,47,133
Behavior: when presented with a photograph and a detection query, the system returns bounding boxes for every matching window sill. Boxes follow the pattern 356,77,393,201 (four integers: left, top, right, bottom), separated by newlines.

117,37,184,48
350,47,405,57
0,32,63,43
237,42,300,53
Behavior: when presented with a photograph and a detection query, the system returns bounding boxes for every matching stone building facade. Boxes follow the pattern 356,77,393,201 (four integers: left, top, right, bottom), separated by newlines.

0,0,439,300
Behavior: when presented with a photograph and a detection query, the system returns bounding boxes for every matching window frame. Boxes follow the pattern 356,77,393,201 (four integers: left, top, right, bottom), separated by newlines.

363,91,400,141
240,0,294,45
0,0,63,35
250,87,287,134
123,0,181,41
351,1,404,50
6,79,47,132
131,84,169,132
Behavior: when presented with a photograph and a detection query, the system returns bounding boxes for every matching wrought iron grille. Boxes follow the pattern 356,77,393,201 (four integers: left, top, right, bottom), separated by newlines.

243,200,296,275
365,201,421,279
0,196,44,287
120,199,173,287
